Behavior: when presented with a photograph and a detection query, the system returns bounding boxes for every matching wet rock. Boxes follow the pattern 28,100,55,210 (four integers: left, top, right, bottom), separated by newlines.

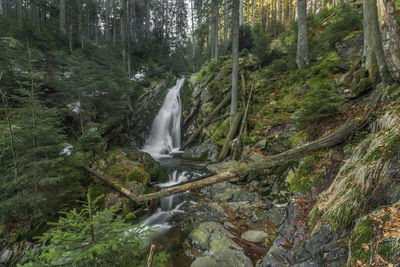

188,222,242,253
191,249,253,267
241,230,269,244
183,140,220,161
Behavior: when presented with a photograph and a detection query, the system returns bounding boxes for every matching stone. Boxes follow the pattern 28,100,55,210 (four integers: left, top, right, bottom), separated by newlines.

255,139,267,149
241,230,269,243
191,249,252,267
189,222,241,253
183,140,220,161
0,248,11,264
249,152,264,162
126,181,146,196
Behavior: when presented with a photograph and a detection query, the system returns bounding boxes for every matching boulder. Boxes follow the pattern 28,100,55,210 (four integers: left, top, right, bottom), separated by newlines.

191,249,253,267
188,222,241,253
241,230,269,244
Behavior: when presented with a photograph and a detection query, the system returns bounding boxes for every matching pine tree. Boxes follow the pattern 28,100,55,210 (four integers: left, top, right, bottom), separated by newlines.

22,194,168,267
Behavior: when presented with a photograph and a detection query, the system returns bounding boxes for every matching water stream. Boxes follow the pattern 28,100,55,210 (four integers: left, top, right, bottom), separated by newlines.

141,78,206,230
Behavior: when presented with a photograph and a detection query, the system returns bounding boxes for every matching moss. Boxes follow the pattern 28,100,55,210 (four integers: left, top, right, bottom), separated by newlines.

125,166,150,184
210,118,230,146
181,79,192,112
288,154,323,194
149,167,169,183
350,218,374,264
379,239,395,256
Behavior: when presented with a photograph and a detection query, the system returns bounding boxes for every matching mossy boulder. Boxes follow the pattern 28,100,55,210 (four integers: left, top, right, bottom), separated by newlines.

125,166,150,184
189,222,242,253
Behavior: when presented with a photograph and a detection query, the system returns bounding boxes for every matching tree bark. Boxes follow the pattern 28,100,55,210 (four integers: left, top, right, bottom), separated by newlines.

224,0,229,51
181,94,231,150
213,0,219,60
60,0,66,34
17,0,22,22
296,0,310,69
218,110,243,161
105,0,110,41
0,73,18,180
85,167,138,201
377,0,400,81
364,0,391,83
231,0,240,123
145,0,150,37
240,0,244,25
136,172,237,202
247,0,250,24
0,0,3,16
251,0,256,27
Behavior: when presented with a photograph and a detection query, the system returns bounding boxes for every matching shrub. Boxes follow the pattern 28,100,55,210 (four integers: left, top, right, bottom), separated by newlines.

239,24,254,52
251,25,272,63
322,7,362,47
22,194,168,267
295,82,343,129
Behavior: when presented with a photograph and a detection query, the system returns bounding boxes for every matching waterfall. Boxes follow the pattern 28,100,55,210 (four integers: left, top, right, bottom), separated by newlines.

142,78,185,158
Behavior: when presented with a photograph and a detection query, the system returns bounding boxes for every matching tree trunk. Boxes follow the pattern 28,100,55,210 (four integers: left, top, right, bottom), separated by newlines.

105,0,110,41
278,0,281,25
17,0,22,22
214,0,219,60
78,0,83,48
377,0,400,81
296,0,310,68
136,172,238,202
218,110,243,161
126,0,131,77
224,0,229,51
60,0,66,34
231,0,240,123
364,0,391,83
247,0,250,24
251,0,256,27
145,0,150,37
0,0,4,16
240,0,244,25
0,73,18,180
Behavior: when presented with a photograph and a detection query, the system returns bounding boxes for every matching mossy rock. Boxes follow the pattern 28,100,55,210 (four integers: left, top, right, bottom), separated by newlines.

125,166,150,184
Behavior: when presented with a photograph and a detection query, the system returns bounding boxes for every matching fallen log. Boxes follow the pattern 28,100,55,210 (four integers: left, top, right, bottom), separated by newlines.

181,94,231,150
218,110,244,161
135,172,237,202
85,166,138,201
86,101,375,203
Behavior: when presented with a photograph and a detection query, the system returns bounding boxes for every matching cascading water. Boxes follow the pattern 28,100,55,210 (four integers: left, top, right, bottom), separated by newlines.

141,78,206,229
142,78,185,158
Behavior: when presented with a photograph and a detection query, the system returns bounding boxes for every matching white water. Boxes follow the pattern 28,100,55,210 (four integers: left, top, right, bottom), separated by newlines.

142,78,185,159
141,78,202,229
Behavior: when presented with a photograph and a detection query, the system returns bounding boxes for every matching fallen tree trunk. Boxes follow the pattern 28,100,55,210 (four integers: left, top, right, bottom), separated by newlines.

135,172,237,202
181,94,231,150
85,166,138,201
86,103,375,203
218,110,244,161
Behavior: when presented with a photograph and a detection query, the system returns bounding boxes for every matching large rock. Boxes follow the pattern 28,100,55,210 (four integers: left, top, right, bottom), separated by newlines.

241,230,269,244
183,140,220,161
188,222,241,253
191,249,253,267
